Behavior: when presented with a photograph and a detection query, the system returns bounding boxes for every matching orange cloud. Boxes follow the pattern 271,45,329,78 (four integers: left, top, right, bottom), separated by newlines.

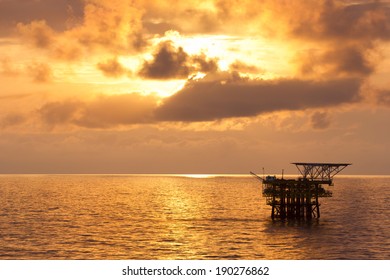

229,60,263,74
75,94,158,128
27,63,53,83
38,93,160,129
31,73,362,129
310,111,332,130
0,113,27,129
17,20,55,49
97,58,130,78
72,0,145,53
254,1,390,91
374,89,390,107
0,57,20,76
3,0,390,128
12,0,145,62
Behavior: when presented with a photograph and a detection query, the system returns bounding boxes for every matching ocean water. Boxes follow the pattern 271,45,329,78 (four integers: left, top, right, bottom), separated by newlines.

0,174,389,260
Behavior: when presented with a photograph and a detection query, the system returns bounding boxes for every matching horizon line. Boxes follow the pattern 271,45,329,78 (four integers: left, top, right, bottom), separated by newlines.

0,173,389,177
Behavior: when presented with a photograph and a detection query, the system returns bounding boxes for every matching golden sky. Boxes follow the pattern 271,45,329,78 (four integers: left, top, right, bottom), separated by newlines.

1,0,390,174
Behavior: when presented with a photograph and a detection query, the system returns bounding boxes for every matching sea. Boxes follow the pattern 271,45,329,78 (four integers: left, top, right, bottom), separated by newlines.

0,174,389,260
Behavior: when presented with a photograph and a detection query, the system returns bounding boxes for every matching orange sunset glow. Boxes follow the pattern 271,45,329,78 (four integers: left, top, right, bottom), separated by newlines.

1,0,390,174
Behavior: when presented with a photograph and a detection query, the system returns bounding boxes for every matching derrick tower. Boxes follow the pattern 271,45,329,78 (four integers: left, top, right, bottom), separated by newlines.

251,163,350,220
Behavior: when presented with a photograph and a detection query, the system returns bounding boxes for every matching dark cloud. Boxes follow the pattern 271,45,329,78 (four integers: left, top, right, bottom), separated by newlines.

97,58,129,78
36,74,362,128
291,1,390,41
139,41,192,79
310,111,332,129
192,53,219,73
155,74,362,122
296,43,375,77
0,0,83,36
324,45,375,75
139,41,219,79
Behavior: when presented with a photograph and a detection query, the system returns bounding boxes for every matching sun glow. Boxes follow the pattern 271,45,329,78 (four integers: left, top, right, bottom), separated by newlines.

182,174,216,178
31,32,294,99
171,33,294,78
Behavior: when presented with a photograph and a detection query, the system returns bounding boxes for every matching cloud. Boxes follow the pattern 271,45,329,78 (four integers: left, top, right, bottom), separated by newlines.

39,94,160,129
11,0,145,61
139,40,219,79
0,57,20,76
290,1,390,41
2,0,386,130
295,43,376,77
229,60,263,74
15,19,85,61
75,94,159,128
73,0,145,53
17,20,55,49
141,1,390,82
192,53,219,73
374,89,390,106
0,113,27,129
97,58,129,78
139,41,192,79
0,94,31,101
27,63,53,83
258,1,390,81
155,73,362,122
310,111,332,130
38,100,83,127
51,39,85,61
141,0,390,40
2,56,54,82
0,0,83,36
141,1,221,35
324,44,375,75
34,73,363,128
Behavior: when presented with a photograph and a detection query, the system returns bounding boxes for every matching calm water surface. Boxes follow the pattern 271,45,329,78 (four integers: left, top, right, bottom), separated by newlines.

0,175,389,259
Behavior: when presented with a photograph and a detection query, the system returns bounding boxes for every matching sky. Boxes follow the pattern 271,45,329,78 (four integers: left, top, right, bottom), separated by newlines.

0,0,390,175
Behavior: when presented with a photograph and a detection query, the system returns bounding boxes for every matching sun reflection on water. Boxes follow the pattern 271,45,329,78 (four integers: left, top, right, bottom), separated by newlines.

182,174,216,179
0,175,389,259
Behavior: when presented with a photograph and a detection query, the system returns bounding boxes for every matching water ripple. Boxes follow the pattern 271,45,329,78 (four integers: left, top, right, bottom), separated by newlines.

0,175,389,259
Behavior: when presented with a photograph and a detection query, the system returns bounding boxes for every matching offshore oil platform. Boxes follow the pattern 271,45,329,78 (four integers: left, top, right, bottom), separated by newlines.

251,163,350,220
